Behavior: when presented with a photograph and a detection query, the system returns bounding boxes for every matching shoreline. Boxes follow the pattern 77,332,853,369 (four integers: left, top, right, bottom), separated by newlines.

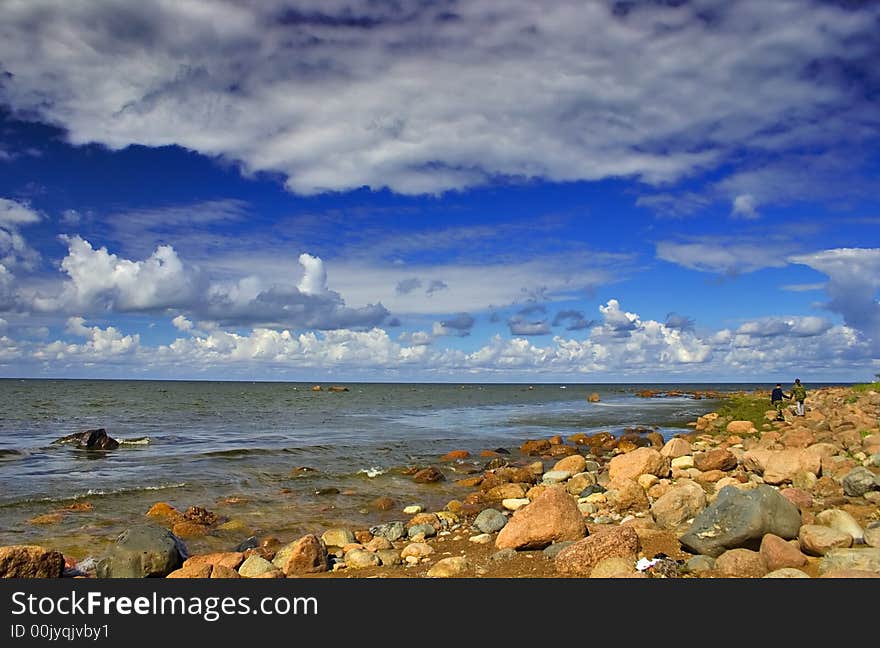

2,383,879,579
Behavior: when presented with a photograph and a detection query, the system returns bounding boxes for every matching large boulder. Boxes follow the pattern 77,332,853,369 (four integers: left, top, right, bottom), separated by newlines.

842,467,878,497
607,447,670,481
694,449,737,472
763,449,821,485
650,480,707,531
604,478,650,513
815,509,865,544
271,534,328,575
0,545,65,578
54,428,119,450
96,525,187,578
554,526,641,576
660,438,692,459
495,486,586,550
678,485,802,557
798,525,853,556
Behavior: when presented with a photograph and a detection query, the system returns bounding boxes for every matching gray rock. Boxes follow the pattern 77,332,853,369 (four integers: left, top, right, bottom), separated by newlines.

678,485,802,558
344,549,381,569
819,547,880,574
842,467,878,497
370,521,406,542
96,525,187,578
542,541,577,560
407,523,436,539
584,461,601,472
491,548,517,562
474,508,507,534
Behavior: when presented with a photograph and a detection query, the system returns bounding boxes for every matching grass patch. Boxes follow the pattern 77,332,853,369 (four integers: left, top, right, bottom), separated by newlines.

851,382,880,393
714,392,773,431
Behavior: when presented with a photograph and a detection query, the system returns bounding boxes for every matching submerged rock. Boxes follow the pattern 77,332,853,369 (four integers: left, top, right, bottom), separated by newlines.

96,525,187,578
54,428,119,451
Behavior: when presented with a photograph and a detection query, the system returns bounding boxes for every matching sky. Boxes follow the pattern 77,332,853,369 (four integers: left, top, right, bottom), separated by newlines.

0,0,879,383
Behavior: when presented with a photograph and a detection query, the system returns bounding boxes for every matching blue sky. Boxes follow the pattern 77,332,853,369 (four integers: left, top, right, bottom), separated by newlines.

0,0,879,382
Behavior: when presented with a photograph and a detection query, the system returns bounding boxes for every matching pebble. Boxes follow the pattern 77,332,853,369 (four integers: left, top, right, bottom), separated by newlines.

502,498,530,511
469,534,492,544
403,505,423,515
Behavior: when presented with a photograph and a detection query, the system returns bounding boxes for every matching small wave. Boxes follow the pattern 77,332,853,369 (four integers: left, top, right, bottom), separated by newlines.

0,448,27,460
357,466,386,478
118,437,151,446
0,482,188,509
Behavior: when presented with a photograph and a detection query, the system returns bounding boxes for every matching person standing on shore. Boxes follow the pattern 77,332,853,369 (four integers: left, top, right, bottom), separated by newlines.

771,383,789,421
790,378,807,416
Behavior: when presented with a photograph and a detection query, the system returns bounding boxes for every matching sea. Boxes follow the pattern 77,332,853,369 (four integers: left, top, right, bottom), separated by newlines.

0,379,826,561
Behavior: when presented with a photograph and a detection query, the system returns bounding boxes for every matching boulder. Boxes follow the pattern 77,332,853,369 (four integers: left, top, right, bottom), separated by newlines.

555,526,641,577
759,534,807,571
238,555,281,578
474,508,508,534
54,428,120,450
650,480,707,531
678,485,802,558
608,447,670,481
763,449,821,485
815,509,865,544
714,548,768,578
726,421,757,435
818,548,880,575
0,545,65,578
412,466,445,483
96,525,187,578
344,549,381,569
271,534,328,575
427,556,471,578
604,478,650,513
369,522,406,542
660,438,692,459
321,528,356,549
495,486,586,550
798,525,853,556
842,467,878,497
694,449,737,472
553,454,587,474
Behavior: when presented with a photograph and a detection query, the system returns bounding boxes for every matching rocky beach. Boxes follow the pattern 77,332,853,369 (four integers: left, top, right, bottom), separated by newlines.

2,383,879,579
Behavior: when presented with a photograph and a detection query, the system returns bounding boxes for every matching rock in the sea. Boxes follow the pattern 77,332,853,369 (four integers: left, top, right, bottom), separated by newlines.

714,548,768,578
818,548,880,575
842,467,878,497
54,428,120,451
495,486,586,550
678,485,802,558
271,534,328,575
474,508,507,534
650,480,707,531
0,545,65,578
798,525,853,556
96,525,187,578
412,466,445,483
370,522,406,542
555,526,640,577
427,556,471,578
759,534,807,571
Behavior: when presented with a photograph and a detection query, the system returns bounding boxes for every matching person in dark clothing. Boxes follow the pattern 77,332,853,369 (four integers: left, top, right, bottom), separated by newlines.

770,383,789,421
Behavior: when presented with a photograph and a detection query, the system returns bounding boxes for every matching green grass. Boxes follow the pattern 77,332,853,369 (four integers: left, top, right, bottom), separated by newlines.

714,392,774,432
851,382,880,393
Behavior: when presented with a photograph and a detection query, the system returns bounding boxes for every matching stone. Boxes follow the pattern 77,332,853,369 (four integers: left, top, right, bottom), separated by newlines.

400,542,433,559
694,449,738,472
650,480,707,531
759,534,807,571
365,537,393,552
485,483,527,500
605,478,650,513
440,450,470,461
671,456,694,470
763,449,821,485
541,470,572,484
798,525,853,556
369,522,406,542
818,548,880,574
407,523,436,540
96,525,187,578
272,534,328,575
237,555,281,578
590,556,637,578
412,466,445,483
502,498,530,511
815,509,865,544
764,568,810,578
678,484,802,558
167,563,212,579
685,555,715,574
865,526,880,548
553,454,587,474
842,467,878,497
376,549,402,566
469,534,492,544
660,438,692,459
403,505,423,515
54,428,120,450
520,439,552,455
344,549,381,569
555,526,641,577
566,472,597,495
588,393,601,403
321,528,356,549
714,548,768,577
372,497,397,511
146,502,184,524
542,541,576,560
495,486,586,550
182,552,244,571
820,569,880,578
779,488,813,511
0,545,65,578
726,421,757,435
608,447,671,481
427,556,471,577
491,549,518,562
474,508,508,534
171,521,210,539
